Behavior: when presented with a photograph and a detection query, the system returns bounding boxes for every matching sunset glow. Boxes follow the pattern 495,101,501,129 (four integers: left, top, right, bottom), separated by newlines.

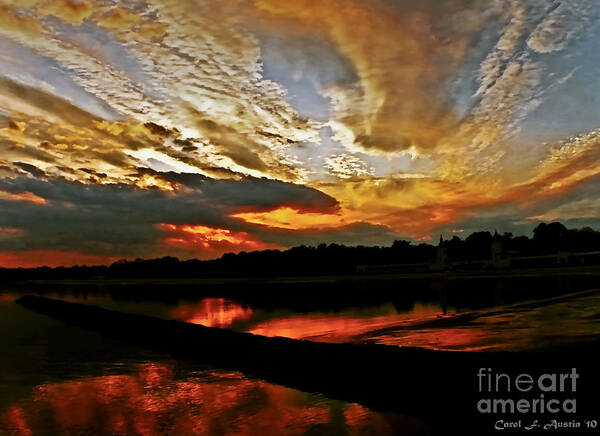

158,223,277,258
0,250,117,268
231,207,352,230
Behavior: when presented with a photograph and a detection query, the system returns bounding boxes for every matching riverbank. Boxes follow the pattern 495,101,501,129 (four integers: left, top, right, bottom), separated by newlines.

2,264,600,287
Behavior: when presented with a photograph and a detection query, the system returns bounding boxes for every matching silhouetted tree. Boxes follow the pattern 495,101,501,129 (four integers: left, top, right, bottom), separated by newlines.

533,222,568,253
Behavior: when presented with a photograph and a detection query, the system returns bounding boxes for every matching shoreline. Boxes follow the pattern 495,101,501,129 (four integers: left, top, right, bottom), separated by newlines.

2,264,600,287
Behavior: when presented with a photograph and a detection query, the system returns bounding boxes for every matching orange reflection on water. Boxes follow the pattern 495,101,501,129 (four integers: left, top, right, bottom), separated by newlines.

2,406,32,436
171,298,254,328
248,304,442,343
366,292,600,351
0,363,406,436
371,327,499,352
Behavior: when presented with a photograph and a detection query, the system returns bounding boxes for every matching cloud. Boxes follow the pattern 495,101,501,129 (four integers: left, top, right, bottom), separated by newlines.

158,223,279,258
324,154,374,180
428,175,600,240
0,189,47,204
37,0,94,25
253,0,494,155
231,206,351,230
0,77,308,185
0,77,102,126
529,198,600,222
0,173,347,260
247,0,598,198
527,0,596,53
0,0,322,182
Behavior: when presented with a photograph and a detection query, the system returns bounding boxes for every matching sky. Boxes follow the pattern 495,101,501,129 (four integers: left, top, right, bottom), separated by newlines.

1,0,600,267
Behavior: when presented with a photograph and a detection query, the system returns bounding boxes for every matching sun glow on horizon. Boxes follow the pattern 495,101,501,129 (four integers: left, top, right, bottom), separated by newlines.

231,207,353,230
158,223,277,256
0,250,117,268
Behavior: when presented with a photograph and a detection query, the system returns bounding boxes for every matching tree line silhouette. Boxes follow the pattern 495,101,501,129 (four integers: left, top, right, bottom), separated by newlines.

1,222,599,280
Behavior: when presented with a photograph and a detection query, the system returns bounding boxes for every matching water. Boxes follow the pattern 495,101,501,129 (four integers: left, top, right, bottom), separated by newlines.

170,298,445,342
2,362,421,435
361,290,600,351
0,289,429,435
2,282,600,435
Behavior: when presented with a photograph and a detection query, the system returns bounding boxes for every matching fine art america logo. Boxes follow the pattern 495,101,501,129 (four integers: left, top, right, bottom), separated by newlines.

476,368,598,431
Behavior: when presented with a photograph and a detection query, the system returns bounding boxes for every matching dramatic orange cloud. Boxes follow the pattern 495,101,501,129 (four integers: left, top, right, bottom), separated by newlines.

159,223,278,257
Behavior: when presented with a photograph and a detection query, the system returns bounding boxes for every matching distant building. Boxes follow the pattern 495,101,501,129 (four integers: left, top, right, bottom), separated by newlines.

557,251,570,265
491,240,510,268
430,235,448,271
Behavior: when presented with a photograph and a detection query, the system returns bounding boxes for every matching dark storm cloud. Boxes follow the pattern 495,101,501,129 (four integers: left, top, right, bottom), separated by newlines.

154,170,339,212
0,173,344,257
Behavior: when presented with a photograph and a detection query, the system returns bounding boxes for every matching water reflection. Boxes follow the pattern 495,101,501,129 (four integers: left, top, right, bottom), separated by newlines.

372,327,494,351
173,300,444,342
170,298,254,328
246,303,441,342
169,293,600,351
5,287,600,352
362,291,600,351
1,363,418,436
